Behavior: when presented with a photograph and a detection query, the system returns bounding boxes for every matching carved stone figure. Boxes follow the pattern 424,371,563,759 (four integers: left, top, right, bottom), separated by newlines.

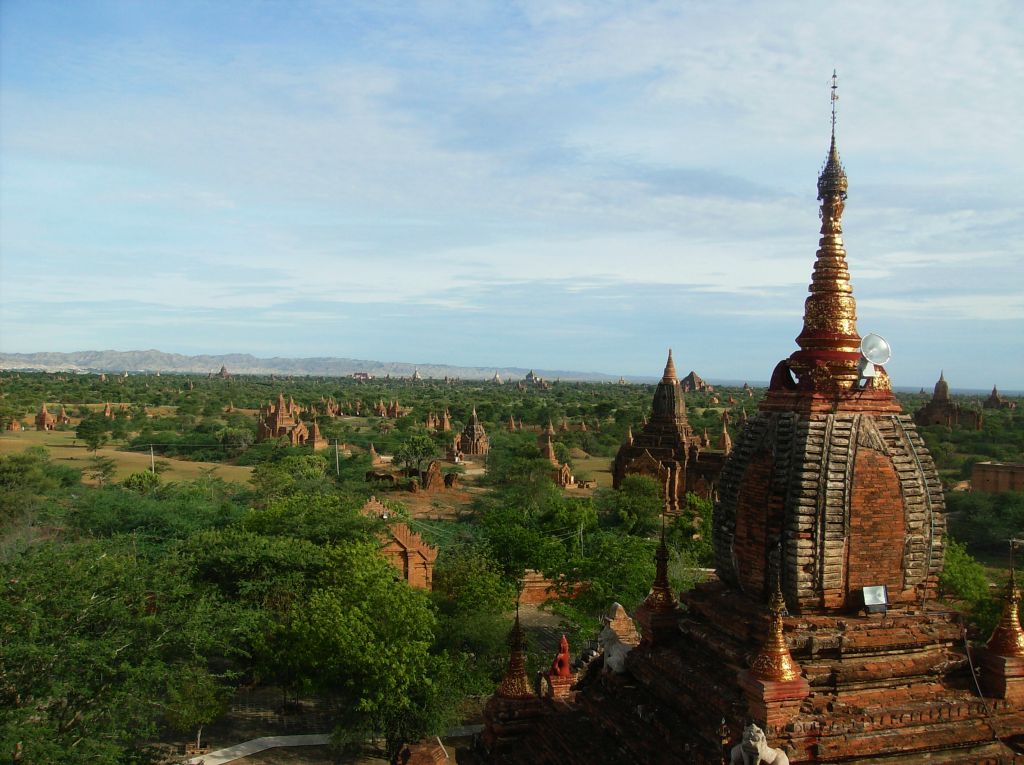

598,623,634,674
730,724,789,765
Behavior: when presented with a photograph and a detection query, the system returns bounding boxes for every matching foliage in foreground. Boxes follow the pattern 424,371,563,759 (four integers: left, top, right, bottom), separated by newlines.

939,538,1000,635
0,457,481,764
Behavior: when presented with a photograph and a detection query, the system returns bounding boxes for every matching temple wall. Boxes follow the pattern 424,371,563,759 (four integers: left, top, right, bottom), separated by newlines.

972,461,1024,493
733,451,775,595
716,411,945,612
846,448,905,602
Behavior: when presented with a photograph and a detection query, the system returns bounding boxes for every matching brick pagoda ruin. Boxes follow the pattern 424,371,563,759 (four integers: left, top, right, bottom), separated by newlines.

34,403,56,431
460,81,1024,764
456,407,489,457
361,497,437,589
538,421,574,488
611,349,729,510
914,371,983,429
681,369,713,393
985,386,1018,411
257,392,325,449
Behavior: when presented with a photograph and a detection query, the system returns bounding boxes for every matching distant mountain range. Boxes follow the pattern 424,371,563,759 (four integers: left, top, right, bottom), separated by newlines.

0,349,633,382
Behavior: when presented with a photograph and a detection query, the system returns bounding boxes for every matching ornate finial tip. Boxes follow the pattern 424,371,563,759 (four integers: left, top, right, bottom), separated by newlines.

817,69,848,198
662,348,678,382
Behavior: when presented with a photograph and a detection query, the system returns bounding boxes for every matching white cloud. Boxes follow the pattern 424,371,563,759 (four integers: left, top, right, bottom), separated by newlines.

1,0,1021,383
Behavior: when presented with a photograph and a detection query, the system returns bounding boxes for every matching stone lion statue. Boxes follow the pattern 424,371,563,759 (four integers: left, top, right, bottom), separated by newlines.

597,623,633,674
730,723,789,765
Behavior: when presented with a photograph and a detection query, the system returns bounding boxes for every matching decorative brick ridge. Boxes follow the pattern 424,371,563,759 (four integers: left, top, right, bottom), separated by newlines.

715,411,945,612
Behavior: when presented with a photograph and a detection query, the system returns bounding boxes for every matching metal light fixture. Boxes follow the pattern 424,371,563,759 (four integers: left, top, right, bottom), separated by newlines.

857,332,892,383
862,585,889,614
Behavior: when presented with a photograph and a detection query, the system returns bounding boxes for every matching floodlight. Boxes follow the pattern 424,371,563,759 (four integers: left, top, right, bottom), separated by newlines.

861,333,892,365
862,585,889,614
858,333,892,382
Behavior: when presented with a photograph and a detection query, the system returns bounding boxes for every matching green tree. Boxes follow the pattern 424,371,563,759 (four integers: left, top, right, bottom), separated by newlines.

433,543,516,615
76,416,109,452
0,538,241,765
243,492,375,546
220,427,254,455
556,531,656,628
940,538,1000,633
395,434,438,481
250,454,331,499
165,665,228,752
122,470,161,494
596,474,663,535
281,543,461,759
85,456,117,487
0,447,79,524
432,544,516,694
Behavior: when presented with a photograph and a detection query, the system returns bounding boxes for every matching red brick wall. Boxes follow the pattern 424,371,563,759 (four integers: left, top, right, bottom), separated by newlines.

972,462,1024,493
847,449,905,602
734,451,775,595
519,570,560,605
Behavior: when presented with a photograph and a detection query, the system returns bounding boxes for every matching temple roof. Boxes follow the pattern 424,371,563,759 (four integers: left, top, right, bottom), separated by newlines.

933,370,950,401
661,349,677,383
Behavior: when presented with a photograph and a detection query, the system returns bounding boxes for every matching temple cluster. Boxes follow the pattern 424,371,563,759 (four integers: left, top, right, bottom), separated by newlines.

459,78,1024,764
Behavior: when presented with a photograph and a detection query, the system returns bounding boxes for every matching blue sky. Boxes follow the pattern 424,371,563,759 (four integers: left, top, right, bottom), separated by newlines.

1,1,1021,388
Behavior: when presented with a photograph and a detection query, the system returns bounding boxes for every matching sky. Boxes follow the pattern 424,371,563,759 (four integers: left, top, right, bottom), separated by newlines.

1,1,1022,389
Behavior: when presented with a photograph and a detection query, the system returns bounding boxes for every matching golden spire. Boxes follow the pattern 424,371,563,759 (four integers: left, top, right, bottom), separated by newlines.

497,607,535,699
642,515,678,613
988,567,1024,658
790,70,861,390
749,576,799,682
662,349,678,384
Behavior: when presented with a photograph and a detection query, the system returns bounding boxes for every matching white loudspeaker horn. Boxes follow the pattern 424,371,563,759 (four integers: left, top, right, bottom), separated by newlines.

858,333,891,380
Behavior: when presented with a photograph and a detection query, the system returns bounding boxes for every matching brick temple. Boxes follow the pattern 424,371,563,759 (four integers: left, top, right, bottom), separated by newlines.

538,421,575,488
361,497,437,589
985,386,1018,411
611,350,729,509
915,371,983,429
456,408,489,457
34,403,56,431
460,84,1024,764
681,369,713,393
257,392,326,449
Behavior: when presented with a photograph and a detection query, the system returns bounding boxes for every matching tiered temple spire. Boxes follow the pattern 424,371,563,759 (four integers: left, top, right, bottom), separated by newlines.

662,348,677,383
788,70,861,391
748,575,799,683
496,610,534,699
988,566,1024,658
643,519,677,613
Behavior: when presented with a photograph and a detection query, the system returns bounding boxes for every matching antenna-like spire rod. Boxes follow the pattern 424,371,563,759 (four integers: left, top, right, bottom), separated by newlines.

830,69,839,138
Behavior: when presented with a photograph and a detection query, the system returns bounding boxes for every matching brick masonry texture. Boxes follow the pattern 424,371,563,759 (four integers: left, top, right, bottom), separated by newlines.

714,412,945,612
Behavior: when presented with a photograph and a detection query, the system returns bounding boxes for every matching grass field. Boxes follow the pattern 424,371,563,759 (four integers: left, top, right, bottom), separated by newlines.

0,429,253,485
572,456,613,488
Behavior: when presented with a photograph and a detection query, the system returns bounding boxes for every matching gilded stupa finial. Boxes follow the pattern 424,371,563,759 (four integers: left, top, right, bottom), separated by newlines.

987,543,1024,658
749,561,800,682
497,599,535,699
788,70,861,390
